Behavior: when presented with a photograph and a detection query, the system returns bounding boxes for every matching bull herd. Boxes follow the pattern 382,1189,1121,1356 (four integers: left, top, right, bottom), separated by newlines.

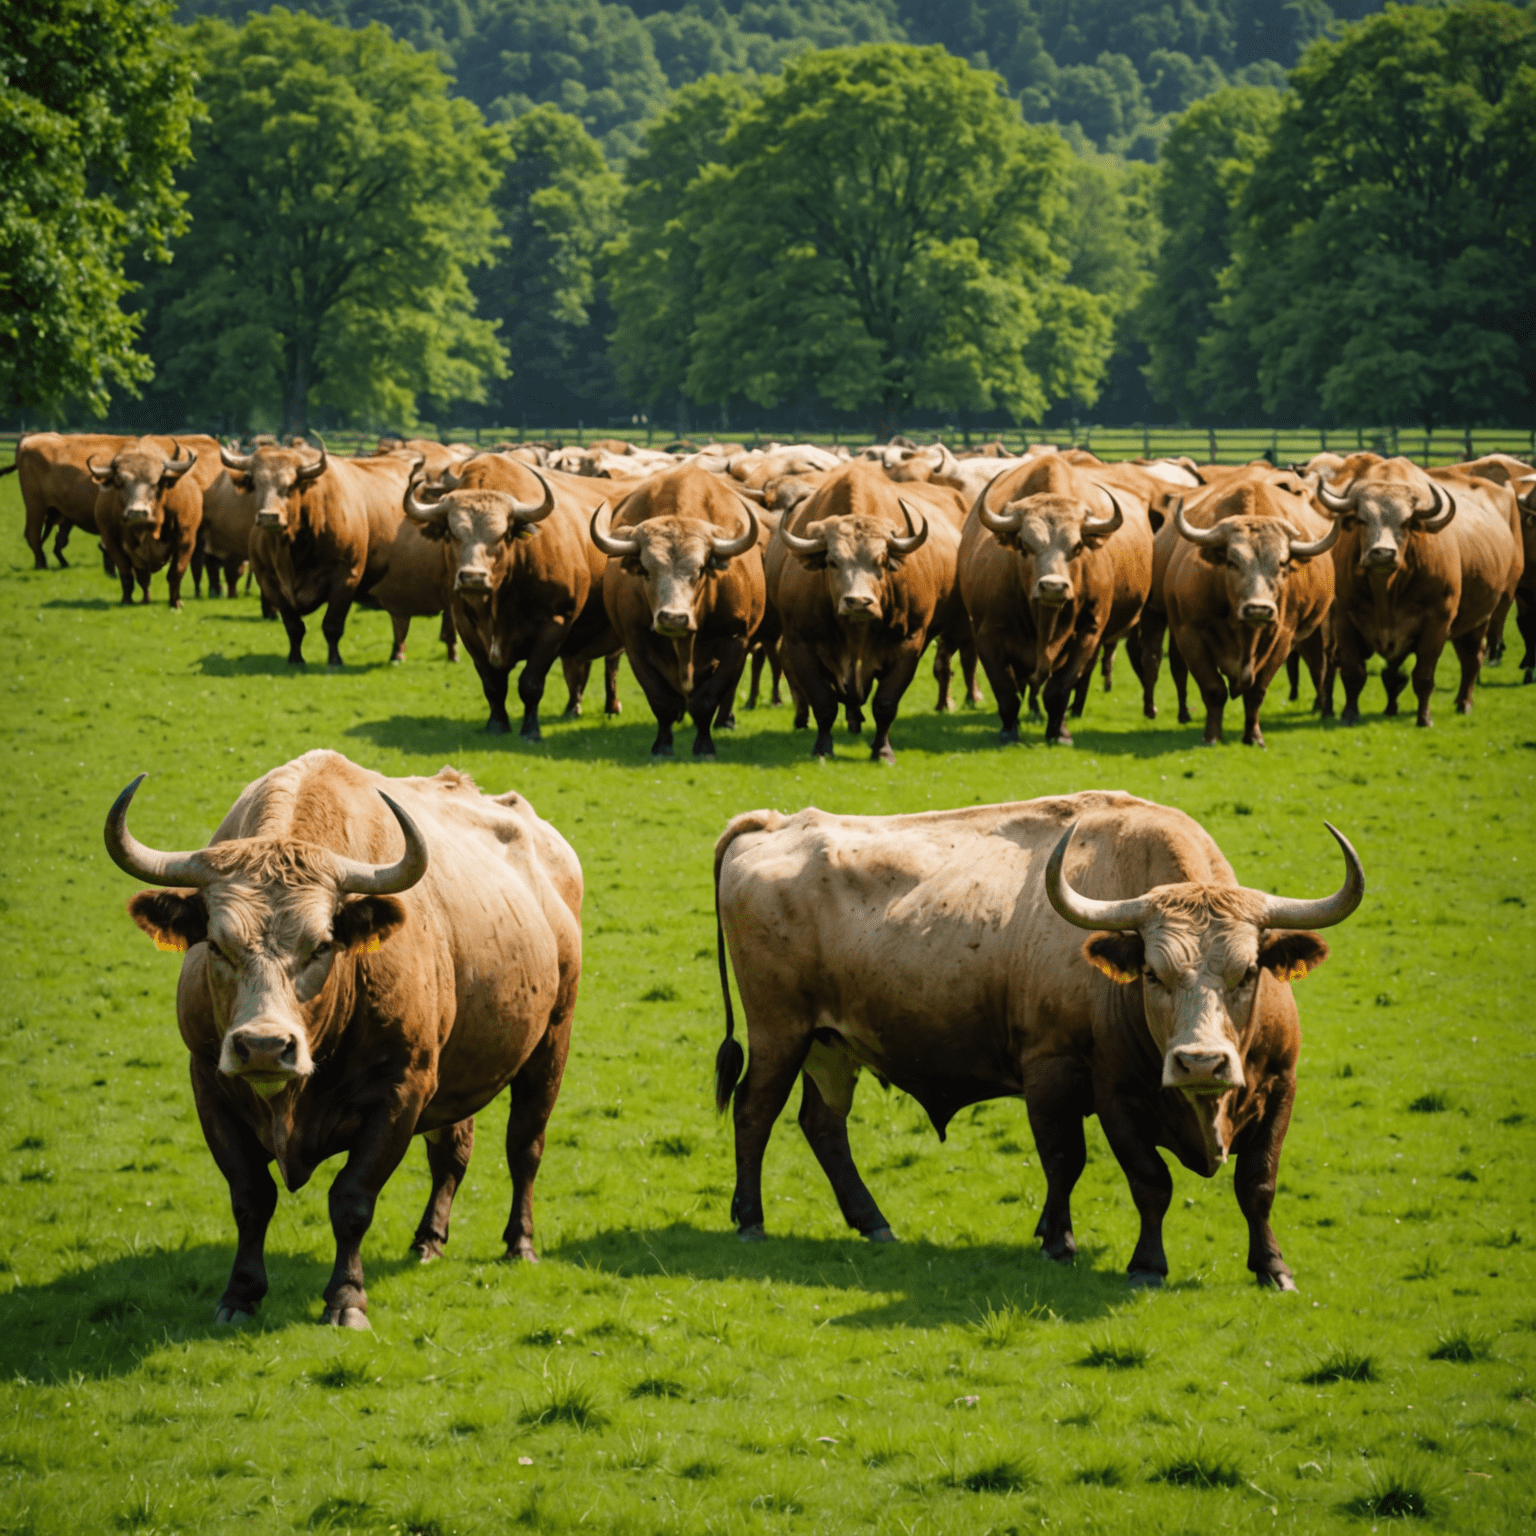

12,430,1536,754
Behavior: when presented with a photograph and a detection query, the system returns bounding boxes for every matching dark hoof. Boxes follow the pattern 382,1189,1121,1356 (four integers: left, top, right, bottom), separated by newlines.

999,728,1020,744
322,1305,371,1330
1042,1244,1076,1266
520,724,543,742
1126,1270,1164,1289
1143,705,1157,719
606,700,623,715
502,1243,539,1263
864,1226,898,1243
563,704,582,718
1257,1269,1298,1292
652,743,675,757
214,1304,255,1325
413,1240,443,1263
1046,732,1073,747
693,745,717,759
872,746,896,765
288,656,306,667
737,1223,767,1243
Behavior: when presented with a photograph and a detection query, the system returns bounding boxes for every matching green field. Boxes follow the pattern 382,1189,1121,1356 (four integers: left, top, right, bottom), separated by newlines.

1,472,1533,1535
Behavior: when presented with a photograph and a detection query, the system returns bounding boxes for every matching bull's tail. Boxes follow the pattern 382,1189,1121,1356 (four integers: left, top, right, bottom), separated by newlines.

0,460,17,477
712,810,783,1113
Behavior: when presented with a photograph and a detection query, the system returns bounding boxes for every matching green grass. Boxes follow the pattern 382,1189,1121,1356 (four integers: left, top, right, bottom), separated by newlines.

1,470,1533,1534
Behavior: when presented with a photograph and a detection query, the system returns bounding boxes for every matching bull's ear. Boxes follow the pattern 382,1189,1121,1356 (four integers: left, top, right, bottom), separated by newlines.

1197,545,1227,566
332,895,407,955
127,890,207,951
1260,930,1328,981
1083,932,1143,984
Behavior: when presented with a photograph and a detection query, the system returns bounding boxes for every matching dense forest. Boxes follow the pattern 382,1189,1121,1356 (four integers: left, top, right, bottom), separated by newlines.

5,1,1532,435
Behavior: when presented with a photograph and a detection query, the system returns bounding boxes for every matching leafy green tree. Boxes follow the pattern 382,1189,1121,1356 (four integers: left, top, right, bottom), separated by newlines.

474,105,622,424
682,45,1112,433
0,0,197,419
1223,0,1536,426
1137,84,1280,421
143,9,505,434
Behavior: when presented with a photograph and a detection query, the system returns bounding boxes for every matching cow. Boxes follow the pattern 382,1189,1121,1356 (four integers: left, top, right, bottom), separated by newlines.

104,751,582,1328
12,431,128,569
768,460,971,762
193,468,260,601
592,463,763,758
1150,472,1337,745
1448,456,1536,673
958,454,1155,744
712,793,1363,1288
1316,455,1524,725
402,453,624,738
90,438,211,608
224,438,454,666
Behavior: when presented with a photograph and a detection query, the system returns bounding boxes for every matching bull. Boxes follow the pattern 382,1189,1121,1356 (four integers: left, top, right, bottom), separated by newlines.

104,751,582,1328
90,439,205,608
713,793,1363,1288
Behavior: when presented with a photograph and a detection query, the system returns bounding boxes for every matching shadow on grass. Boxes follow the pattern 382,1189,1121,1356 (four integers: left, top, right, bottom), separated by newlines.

549,1221,1133,1327
0,1244,419,1383
38,597,122,612
197,651,398,679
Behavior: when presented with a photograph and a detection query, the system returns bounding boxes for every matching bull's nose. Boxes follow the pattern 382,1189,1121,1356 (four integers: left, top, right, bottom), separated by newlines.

1033,578,1071,605
1364,546,1397,566
232,1033,298,1068
1240,602,1277,624
653,610,694,635
254,512,284,528
123,509,153,524
455,571,491,592
837,596,878,620
1174,1050,1229,1079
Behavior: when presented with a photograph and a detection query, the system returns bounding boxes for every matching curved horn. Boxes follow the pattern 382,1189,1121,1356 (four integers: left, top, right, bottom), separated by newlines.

1285,518,1340,559
975,480,1022,536
295,433,328,483
104,774,211,888
779,514,828,557
403,463,445,525
590,503,641,558
87,456,113,484
889,500,929,555
1045,824,1153,932
162,440,197,480
1518,474,1536,510
1081,488,1124,539
332,792,429,896
711,501,759,559
505,466,557,525
1255,823,1364,931
1413,480,1456,533
1316,477,1354,515
220,441,253,471
1175,502,1229,548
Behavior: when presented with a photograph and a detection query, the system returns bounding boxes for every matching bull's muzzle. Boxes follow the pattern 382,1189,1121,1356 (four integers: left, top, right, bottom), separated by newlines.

455,569,492,593
1363,544,1398,569
219,1024,310,1098
1164,1047,1244,1094
653,609,695,637
254,512,285,529
1033,576,1071,606
122,507,155,525
837,594,879,622
1239,601,1277,625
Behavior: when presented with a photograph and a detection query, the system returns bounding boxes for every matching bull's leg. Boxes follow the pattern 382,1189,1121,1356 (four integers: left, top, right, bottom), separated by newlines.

1486,593,1510,666
24,504,48,570
320,589,355,667
1297,626,1327,712
1096,1094,1173,1285
1136,611,1166,720
1335,621,1371,725
746,646,766,709
603,651,623,713
1100,637,1116,692
136,568,153,605
975,635,1023,742
932,635,955,713
439,608,458,663
785,639,838,756
412,1117,475,1261
54,520,74,568
1026,683,1041,720
274,595,307,665
845,701,863,734
190,540,206,599
1517,593,1536,683
561,656,591,717
472,653,513,734
1451,625,1486,714
515,621,568,741
1410,623,1451,727
190,1061,277,1322
1233,1070,1297,1290
730,1034,811,1238
1022,1070,1088,1263
503,1015,572,1262
1381,662,1407,716
1069,648,1097,717
1285,652,1300,702
868,644,922,763
624,642,685,756
1169,637,1193,724
769,645,785,706
114,560,136,606
796,1072,892,1239
166,543,195,610
1041,665,1079,745
388,612,411,664
695,640,749,755
961,641,984,706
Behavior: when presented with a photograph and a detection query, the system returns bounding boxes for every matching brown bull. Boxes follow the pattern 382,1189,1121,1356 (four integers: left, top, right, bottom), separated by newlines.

1154,473,1337,745
593,463,763,758
768,461,971,762
1450,456,1536,679
226,438,454,666
1317,454,1524,725
959,454,1154,744
713,793,1363,1287
402,453,623,738
105,751,582,1328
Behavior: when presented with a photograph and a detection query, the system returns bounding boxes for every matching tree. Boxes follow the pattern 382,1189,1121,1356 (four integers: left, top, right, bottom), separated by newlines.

142,10,505,435
0,0,197,419
473,105,622,425
1137,85,1280,421
682,45,1113,434
1222,0,1536,427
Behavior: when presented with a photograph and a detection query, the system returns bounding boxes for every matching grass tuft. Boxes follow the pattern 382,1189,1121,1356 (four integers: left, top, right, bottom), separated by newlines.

1079,1335,1148,1370
650,1134,693,1158
520,1380,608,1429
968,1300,1032,1348
306,1496,370,1530
309,1360,372,1389
1407,1092,1450,1113
1153,1448,1244,1488
640,984,678,1003
958,1455,1035,1493
629,1377,685,1400
677,1459,718,1480
1302,1347,1378,1384
1344,1456,1439,1520
1072,1461,1126,1487
1428,1327,1492,1363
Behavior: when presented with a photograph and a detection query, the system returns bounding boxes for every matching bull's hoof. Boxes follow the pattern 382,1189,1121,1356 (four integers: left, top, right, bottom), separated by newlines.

485,716,510,735
872,745,896,765
412,1240,443,1263
563,703,582,718
1416,715,1432,729
999,727,1020,744
1257,1269,1298,1292
935,699,956,714
1198,736,1220,748
863,1226,898,1243
1524,669,1533,685
520,724,543,742
214,1304,255,1325
737,1223,767,1243
169,600,183,612
1126,1270,1164,1289
502,1242,539,1263
652,742,675,758
605,700,622,715
1455,699,1472,715
693,744,717,759
1244,734,1265,749
1046,731,1073,747
323,1306,371,1330
287,656,306,667
1143,705,1157,719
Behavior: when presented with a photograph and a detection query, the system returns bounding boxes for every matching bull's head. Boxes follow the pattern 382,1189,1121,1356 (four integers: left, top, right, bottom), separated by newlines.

1317,476,1454,572
1174,504,1338,627
402,463,556,596
779,502,927,623
89,441,197,529
592,503,758,637
221,436,328,530
1047,821,1363,1159
977,487,1123,607
105,775,427,1100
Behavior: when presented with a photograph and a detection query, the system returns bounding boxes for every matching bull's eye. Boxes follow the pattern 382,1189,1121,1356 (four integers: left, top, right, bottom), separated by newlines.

1141,966,1163,987
206,941,229,964
309,942,332,963
1238,965,1259,988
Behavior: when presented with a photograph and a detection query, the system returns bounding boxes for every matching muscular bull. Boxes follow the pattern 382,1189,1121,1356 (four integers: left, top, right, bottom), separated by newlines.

90,439,205,607
713,793,1362,1287
105,751,582,1329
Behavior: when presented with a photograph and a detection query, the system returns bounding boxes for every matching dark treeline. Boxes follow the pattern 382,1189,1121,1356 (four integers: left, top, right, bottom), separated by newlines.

4,0,1532,437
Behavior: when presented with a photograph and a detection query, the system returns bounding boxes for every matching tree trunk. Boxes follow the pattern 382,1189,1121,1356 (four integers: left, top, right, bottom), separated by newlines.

283,339,311,439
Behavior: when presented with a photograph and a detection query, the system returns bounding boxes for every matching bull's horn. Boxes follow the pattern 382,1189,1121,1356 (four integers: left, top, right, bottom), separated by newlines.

1413,481,1456,533
403,464,444,525
976,480,1021,536
779,515,828,556
1175,503,1228,547
711,502,759,559
333,792,430,896
296,434,328,483
1082,489,1124,539
1285,518,1340,558
1518,474,1536,509
1256,823,1364,930
889,500,929,555
220,441,253,471
1316,477,1354,515
162,440,197,479
505,466,557,524
590,504,641,557
104,774,211,888
87,456,113,483
1045,824,1153,932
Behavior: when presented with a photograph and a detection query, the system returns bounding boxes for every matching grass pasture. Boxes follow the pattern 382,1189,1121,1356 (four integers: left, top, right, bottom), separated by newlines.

1,470,1533,1534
